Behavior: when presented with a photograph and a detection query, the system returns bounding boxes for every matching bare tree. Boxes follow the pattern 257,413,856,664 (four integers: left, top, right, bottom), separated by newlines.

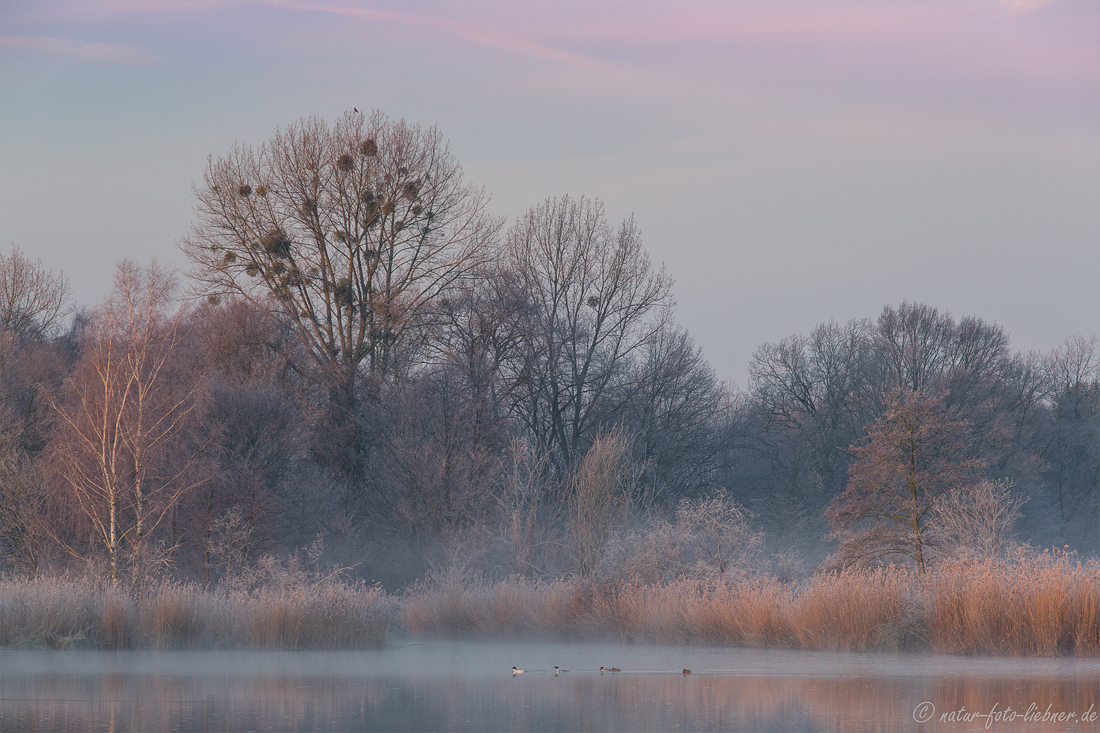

748,318,874,502
376,269,524,534
1041,335,1100,534
0,248,73,458
0,338,71,459
872,302,1023,431
170,298,313,585
622,323,730,502
0,443,48,577
873,302,961,393
1045,335,1099,397
504,195,672,474
429,269,526,450
50,262,199,587
207,506,253,594
182,109,500,480
187,297,302,388
927,479,1027,562
381,370,504,538
737,303,1042,516
188,378,305,588
674,490,763,577
826,388,984,573
0,245,71,347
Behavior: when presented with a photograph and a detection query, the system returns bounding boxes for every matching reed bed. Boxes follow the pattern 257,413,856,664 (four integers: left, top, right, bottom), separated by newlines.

403,570,589,636
0,576,395,650
925,552,1100,655
787,567,918,651
402,555,1100,656
3,553,1097,654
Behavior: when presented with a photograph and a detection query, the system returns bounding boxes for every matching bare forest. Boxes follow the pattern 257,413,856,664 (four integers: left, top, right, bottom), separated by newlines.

1,111,1098,653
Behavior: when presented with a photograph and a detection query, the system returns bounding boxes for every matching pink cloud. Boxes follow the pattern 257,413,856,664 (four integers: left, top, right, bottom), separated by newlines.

0,34,153,63
5,0,243,23
267,0,603,69
998,0,1057,13
384,1,1097,93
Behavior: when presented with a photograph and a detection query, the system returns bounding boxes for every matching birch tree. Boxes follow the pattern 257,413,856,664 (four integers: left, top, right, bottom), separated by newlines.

51,262,198,587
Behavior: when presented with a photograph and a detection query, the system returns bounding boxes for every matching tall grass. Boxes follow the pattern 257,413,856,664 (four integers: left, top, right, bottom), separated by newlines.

925,551,1100,655
0,575,395,650
404,569,589,636
3,551,1096,654
403,554,1100,656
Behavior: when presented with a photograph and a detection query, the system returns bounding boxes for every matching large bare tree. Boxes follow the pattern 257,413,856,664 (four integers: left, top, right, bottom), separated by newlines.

748,318,874,502
504,195,671,474
182,109,499,479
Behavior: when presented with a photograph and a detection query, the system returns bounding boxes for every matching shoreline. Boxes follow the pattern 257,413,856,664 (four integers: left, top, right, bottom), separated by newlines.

3,555,1097,657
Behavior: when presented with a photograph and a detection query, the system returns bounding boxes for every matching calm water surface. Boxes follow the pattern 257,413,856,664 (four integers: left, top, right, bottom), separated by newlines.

1,641,1096,732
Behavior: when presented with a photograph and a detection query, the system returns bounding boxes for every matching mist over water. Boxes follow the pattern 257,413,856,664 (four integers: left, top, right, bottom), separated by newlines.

2,642,1096,732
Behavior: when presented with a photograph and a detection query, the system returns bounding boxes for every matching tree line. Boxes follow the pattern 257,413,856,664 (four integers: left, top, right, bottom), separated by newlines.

1,109,1096,588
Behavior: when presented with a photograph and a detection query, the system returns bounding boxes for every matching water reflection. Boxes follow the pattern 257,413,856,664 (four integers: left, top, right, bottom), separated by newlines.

2,643,1096,732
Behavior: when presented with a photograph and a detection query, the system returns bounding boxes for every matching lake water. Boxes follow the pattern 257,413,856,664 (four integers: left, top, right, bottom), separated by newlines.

1,641,1096,732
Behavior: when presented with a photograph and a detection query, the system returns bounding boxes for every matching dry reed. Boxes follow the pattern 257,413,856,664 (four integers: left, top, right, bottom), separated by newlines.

403,569,587,637
788,568,917,651
399,553,1100,655
4,552,1096,654
0,577,102,648
925,551,1100,655
0,575,394,650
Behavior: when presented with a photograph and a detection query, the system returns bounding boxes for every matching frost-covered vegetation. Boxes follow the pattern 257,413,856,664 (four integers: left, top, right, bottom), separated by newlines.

3,548,1096,655
0,555,394,650
406,549,1099,656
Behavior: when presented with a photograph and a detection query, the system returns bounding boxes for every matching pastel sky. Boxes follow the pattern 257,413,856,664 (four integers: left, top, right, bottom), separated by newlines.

2,0,1097,386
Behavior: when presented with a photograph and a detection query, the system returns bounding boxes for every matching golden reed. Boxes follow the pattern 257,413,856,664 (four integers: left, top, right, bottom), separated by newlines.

3,551,1096,654
0,576,394,650
404,553,1099,656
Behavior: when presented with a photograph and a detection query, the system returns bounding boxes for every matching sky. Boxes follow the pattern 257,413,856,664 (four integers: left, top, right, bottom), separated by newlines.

1,0,1097,387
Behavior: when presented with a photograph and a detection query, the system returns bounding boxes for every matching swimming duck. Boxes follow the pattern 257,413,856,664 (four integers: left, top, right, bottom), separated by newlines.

599,667,611,672
512,666,525,675
554,666,568,675
612,667,621,672
682,669,692,675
